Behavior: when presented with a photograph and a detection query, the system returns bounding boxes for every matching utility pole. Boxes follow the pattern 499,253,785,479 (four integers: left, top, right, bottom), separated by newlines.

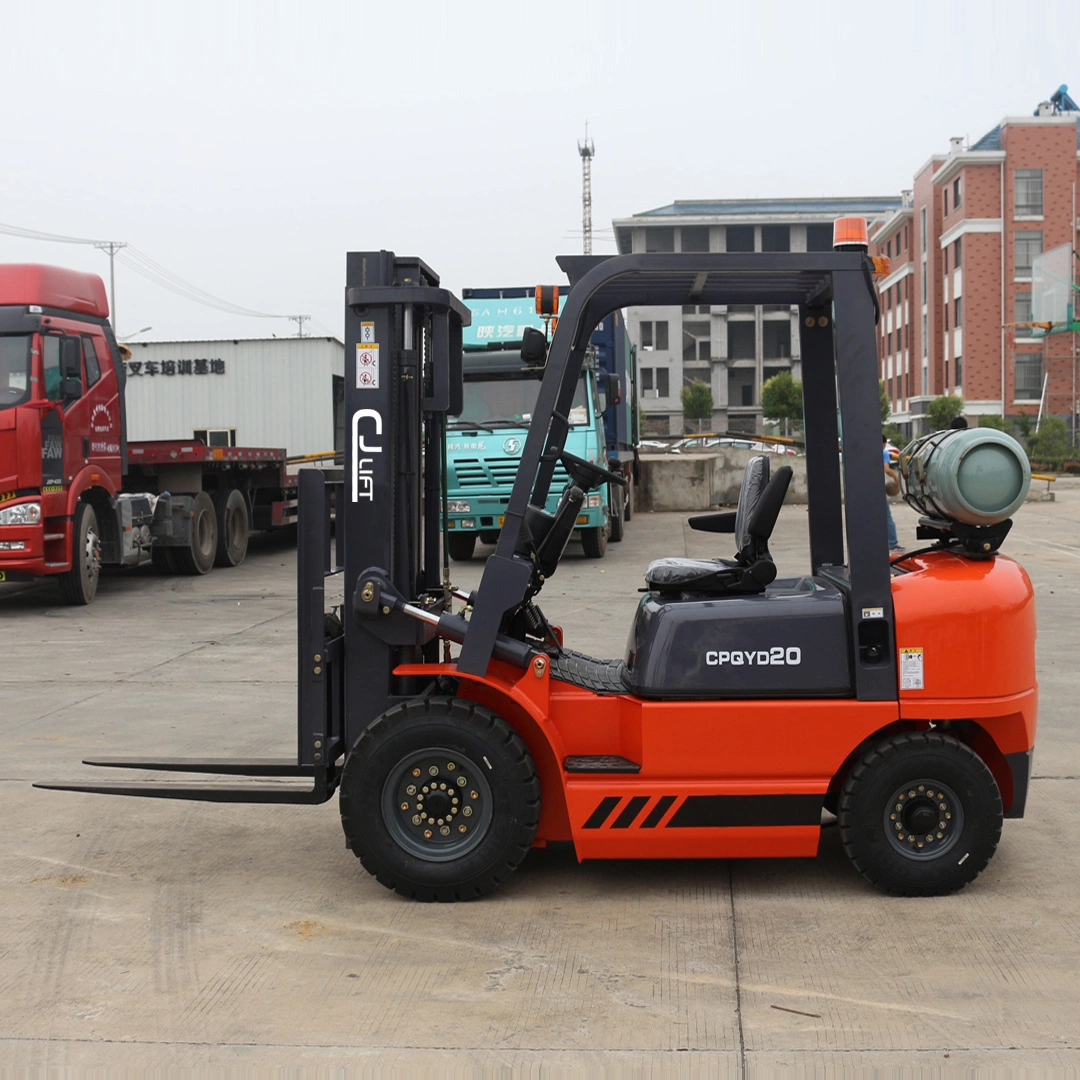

93,240,127,330
578,124,595,255
289,315,310,338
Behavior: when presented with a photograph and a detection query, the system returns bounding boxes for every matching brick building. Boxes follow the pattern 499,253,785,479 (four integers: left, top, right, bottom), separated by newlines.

871,91,1080,438
612,197,900,434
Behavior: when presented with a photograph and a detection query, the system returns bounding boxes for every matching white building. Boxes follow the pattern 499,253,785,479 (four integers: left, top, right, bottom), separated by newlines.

122,336,344,457
612,197,902,435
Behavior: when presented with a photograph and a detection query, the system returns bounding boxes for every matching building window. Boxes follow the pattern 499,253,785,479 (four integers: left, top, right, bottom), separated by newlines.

194,428,237,448
761,225,790,252
955,356,962,385
944,247,949,274
1014,231,1042,278
955,297,962,327
806,223,833,251
640,321,669,350
656,368,670,397
943,188,949,216
728,368,755,407
642,367,670,397
1014,169,1043,216
953,176,962,209
922,363,928,396
920,206,927,249
726,225,755,252
645,228,675,253
682,320,711,365
922,313,928,357
921,262,927,303
954,236,962,267
641,367,653,391
727,322,756,360
1015,291,1033,327
944,303,949,332
681,226,710,252
763,320,791,359
1014,352,1043,399
886,239,892,258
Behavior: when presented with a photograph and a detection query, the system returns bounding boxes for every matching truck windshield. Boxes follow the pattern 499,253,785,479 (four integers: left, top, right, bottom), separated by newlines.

0,335,31,411
452,372,589,429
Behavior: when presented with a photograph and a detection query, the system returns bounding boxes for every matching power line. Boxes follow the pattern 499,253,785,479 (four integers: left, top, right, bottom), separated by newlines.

0,220,310,333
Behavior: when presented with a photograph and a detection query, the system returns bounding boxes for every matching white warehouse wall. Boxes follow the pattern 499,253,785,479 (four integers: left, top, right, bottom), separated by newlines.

122,337,344,457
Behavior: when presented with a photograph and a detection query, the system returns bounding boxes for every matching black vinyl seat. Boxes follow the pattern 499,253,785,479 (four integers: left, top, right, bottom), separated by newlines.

645,455,793,595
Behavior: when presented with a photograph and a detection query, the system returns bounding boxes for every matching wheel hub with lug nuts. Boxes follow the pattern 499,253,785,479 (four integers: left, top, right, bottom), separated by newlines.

884,779,963,860
381,747,493,862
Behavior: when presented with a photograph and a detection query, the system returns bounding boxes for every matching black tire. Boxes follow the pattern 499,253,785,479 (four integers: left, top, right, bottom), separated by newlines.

608,487,624,542
152,546,178,574
173,491,217,575
339,696,540,902
58,502,100,605
447,531,476,562
580,520,608,558
213,488,249,567
838,732,1002,896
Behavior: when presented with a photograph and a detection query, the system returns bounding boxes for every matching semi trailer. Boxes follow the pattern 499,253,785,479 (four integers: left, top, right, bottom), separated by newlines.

0,264,313,603
41,239,1038,901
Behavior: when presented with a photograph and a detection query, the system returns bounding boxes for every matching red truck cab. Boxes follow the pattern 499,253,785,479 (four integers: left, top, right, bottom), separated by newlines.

1,264,302,603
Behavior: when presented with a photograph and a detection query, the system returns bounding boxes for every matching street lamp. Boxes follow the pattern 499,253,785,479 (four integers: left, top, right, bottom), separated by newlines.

119,326,153,342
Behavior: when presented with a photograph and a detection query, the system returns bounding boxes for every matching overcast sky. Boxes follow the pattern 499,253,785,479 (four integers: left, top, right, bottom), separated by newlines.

2,0,1077,341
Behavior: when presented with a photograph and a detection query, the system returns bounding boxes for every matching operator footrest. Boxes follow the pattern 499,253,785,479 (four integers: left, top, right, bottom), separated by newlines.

548,648,630,694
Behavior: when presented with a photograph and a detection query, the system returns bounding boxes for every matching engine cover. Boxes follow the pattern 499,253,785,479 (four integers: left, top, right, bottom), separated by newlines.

625,576,852,699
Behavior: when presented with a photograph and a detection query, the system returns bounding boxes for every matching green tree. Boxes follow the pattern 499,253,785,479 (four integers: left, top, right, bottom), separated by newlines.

762,371,804,427
879,380,891,423
927,393,965,430
978,414,1012,433
883,422,904,446
681,379,714,431
1027,416,1070,462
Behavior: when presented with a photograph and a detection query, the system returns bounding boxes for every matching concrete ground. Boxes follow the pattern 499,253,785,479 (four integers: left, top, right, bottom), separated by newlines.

2,487,1078,1073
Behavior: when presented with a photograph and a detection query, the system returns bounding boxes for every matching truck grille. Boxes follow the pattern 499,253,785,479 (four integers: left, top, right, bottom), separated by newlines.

452,456,570,492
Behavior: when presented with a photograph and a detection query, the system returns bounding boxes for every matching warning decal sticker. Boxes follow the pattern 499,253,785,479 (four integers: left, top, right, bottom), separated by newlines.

356,343,379,389
900,647,924,691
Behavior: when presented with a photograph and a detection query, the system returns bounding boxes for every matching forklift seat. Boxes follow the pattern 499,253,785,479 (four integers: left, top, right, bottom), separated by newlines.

644,456,793,595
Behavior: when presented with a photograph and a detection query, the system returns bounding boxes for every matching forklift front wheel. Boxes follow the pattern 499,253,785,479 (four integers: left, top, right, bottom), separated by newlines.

339,697,540,902
838,732,1003,897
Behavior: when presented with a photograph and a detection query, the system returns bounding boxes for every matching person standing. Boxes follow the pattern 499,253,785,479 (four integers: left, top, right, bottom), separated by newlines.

884,435,902,551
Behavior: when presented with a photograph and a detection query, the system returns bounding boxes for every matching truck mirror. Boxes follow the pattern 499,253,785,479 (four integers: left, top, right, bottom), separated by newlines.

60,337,83,399
520,327,547,367
606,372,621,407
61,336,82,380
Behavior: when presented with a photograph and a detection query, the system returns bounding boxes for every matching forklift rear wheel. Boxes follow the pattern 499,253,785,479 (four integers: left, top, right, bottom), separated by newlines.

173,492,218,575
838,732,1002,896
448,532,476,562
339,696,540,901
57,502,100,605
213,488,249,567
609,487,624,542
580,521,608,558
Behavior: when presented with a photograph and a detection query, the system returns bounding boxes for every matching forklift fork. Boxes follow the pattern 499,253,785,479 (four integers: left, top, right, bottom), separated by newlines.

35,470,344,805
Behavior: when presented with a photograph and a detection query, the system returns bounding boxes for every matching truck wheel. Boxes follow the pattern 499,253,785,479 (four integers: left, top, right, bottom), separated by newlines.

581,520,608,558
213,488,249,567
173,492,217,575
609,488,625,542
339,697,540,901
838,732,1002,896
152,546,178,574
58,502,101,605
447,532,475,561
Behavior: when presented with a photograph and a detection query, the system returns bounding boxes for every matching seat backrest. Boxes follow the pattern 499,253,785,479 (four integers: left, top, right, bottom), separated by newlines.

737,463,793,566
734,455,770,553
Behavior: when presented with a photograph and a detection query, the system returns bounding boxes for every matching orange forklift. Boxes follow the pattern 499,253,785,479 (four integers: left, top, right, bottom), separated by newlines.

39,235,1037,899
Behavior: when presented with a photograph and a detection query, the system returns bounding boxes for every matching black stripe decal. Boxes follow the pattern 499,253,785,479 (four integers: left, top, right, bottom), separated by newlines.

583,796,621,829
611,796,649,829
667,795,821,829
640,795,676,829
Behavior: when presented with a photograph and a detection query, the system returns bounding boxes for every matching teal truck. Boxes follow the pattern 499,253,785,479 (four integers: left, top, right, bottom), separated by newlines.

444,287,619,561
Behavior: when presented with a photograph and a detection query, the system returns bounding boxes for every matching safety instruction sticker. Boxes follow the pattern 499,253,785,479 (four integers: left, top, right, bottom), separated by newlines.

360,321,376,344
900,647,924,690
356,343,379,389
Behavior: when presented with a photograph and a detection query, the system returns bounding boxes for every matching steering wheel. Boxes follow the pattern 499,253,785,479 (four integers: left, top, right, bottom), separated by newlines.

559,449,626,491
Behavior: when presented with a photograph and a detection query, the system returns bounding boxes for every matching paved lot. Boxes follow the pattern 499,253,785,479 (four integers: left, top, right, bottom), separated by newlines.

2,487,1078,1071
